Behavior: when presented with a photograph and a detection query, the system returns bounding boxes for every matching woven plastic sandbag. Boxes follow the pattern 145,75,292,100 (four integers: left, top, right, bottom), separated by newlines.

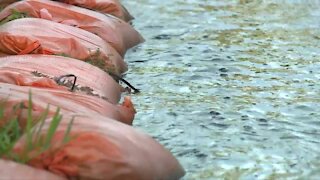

0,55,123,104
56,0,134,22
0,18,127,76
0,0,144,56
0,82,136,127
13,114,185,180
0,159,67,180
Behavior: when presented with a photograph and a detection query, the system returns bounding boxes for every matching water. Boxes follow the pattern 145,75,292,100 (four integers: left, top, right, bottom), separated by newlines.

122,0,320,179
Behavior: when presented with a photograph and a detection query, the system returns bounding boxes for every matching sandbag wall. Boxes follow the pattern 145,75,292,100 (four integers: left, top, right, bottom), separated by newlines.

0,0,185,179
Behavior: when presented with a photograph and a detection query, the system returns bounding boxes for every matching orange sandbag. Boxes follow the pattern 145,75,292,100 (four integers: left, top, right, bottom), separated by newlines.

0,159,67,180
0,70,68,89
0,55,123,104
13,114,185,180
0,18,127,76
0,0,144,56
0,82,136,127
57,0,134,22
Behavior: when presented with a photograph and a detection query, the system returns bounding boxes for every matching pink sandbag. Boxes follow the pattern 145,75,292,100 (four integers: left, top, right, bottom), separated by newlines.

0,70,67,89
0,55,123,104
0,18,127,76
13,114,185,180
0,159,67,180
0,82,136,127
0,0,145,56
57,0,134,22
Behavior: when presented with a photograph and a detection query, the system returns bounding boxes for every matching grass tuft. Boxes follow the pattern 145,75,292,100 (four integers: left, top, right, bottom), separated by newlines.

0,91,73,163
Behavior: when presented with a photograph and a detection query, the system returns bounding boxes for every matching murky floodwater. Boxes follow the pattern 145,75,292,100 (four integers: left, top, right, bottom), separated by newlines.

122,0,320,179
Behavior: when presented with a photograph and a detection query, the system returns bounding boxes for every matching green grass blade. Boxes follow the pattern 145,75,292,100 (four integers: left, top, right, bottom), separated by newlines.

0,116,19,158
10,117,21,142
0,9,28,26
25,91,33,151
63,116,74,143
0,90,74,163
43,107,62,150
0,99,5,119
34,105,50,147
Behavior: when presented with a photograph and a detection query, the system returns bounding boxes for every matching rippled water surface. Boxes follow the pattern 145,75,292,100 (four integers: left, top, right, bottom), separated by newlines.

122,0,320,179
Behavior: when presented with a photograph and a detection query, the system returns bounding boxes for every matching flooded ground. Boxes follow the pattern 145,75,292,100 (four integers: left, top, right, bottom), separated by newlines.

122,0,320,179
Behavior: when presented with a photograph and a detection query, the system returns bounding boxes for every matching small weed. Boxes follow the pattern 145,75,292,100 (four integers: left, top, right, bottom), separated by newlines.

86,48,117,74
0,9,28,26
0,91,73,163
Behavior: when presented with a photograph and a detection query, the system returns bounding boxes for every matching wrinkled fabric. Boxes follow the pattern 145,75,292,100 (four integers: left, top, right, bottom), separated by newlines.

13,114,185,180
0,55,123,104
0,18,127,76
0,82,136,128
57,0,134,22
0,160,67,180
0,70,68,89
0,0,145,56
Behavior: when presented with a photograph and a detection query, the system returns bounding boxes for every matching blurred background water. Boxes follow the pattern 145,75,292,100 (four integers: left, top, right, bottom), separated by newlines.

122,0,320,179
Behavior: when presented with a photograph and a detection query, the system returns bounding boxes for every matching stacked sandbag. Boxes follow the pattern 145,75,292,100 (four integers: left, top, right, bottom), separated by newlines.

0,0,145,56
56,0,134,22
0,18,127,75
0,0,185,179
0,0,133,22
0,67,185,180
13,114,185,180
0,55,123,104
0,160,67,180
0,82,136,127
